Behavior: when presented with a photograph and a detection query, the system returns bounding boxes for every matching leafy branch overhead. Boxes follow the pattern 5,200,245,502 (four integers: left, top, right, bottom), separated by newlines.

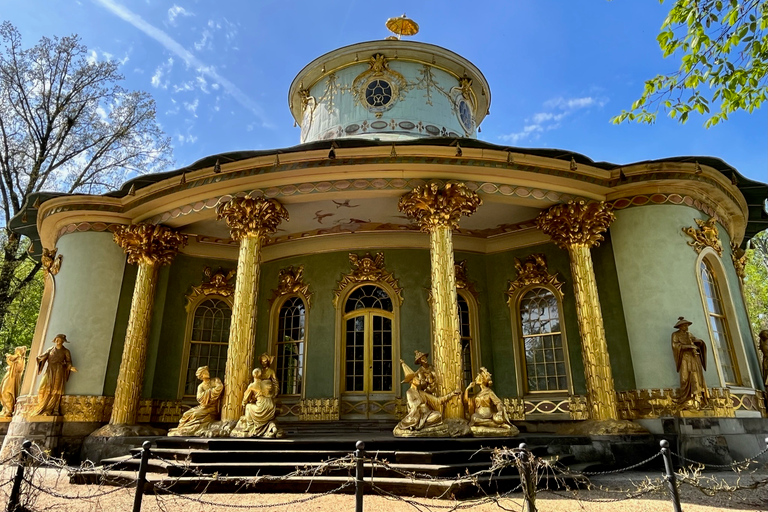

613,0,768,126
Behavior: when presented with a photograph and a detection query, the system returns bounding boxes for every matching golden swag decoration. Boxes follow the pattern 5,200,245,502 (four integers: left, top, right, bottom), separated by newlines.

113,224,188,265
536,200,615,250
683,216,724,256
333,252,403,307
216,196,289,241
398,182,482,232
269,265,313,307
506,253,563,301
41,247,62,277
185,267,236,311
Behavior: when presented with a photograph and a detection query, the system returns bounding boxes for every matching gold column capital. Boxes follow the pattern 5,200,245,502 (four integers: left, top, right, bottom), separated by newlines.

113,224,187,266
536,200,615,249
398,182,482,232
217,196,289,241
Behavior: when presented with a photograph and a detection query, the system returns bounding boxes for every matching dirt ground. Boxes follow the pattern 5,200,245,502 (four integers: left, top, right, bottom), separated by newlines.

2,467,767,512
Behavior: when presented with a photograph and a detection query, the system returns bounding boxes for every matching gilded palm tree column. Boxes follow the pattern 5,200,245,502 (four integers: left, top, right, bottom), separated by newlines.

536,201,618,421
399,183,481,419
111,224,187,425
217,196,289,421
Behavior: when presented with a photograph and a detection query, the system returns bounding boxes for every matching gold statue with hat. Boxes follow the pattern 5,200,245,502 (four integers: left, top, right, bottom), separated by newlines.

671,317,709,408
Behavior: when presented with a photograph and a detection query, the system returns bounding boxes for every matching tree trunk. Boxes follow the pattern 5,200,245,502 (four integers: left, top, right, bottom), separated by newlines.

0,230,32,337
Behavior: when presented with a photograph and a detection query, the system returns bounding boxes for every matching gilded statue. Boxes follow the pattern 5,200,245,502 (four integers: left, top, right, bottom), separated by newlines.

759,330,768,386
463,367,518,436
33,334,77,416
671,317,709,408
406,350,436,394
393,359,460,437
168,366,224,436
0,347,27,416
231,353,282,438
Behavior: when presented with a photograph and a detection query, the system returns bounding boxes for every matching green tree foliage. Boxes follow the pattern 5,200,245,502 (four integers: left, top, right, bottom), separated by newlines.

0,250,42,355
0,22,172,339
744,230,768,335
613,0,768,126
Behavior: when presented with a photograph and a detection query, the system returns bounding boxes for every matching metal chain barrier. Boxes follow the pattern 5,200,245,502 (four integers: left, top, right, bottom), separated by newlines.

670,442,768,469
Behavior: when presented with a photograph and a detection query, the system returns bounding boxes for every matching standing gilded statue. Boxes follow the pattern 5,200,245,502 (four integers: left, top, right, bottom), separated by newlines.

0,347,27,417
463,367,518,436
168,366,224,436
231,353,282,438
759,329,768,386
33,334,77,416
671,317,709,408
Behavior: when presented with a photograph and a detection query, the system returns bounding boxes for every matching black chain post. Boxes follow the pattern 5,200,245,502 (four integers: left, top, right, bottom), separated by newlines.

660,439,683,512
133,440,152,512
7,440,31,512
355,440,365,512
515,442,537,512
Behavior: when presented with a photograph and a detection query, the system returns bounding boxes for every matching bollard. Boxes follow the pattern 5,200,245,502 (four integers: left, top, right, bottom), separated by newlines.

516,442,537,512
132,441,152,512
660,439,683,512
355,440,365,512
7,440,31,512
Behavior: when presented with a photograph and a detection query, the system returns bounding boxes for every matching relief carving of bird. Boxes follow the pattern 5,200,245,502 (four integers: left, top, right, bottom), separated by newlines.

332,199,359,208
314,210,333,223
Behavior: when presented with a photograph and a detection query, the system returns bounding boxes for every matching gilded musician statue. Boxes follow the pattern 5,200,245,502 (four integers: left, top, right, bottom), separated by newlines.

34,334,77,416
168,366,224,436
231,353,282,438
671,317,709,408
0,346,27,416
463,367,518,436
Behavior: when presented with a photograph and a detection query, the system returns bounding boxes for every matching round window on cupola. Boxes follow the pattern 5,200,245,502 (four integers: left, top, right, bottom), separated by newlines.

457,97,474,133
363,77,396,113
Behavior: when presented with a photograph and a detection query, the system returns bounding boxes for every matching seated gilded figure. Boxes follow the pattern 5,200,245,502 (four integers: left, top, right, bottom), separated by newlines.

393,358,459,437
463,367,518,437
231,353,282,438
168,366,224,437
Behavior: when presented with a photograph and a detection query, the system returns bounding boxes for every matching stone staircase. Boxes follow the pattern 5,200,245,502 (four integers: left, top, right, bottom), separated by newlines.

72,422,658,498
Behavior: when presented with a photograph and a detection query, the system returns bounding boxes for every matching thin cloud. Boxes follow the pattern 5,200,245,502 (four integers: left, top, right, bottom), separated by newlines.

93,0,268,125
500,95,607,144
168,5,193,25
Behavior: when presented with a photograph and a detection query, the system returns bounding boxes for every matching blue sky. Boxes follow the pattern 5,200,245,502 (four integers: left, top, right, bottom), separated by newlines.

4,0,767,183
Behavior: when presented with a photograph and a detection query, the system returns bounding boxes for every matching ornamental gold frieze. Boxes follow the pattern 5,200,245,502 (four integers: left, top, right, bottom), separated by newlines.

297,398,340,421
506,253,564,301
683,216,724,256
536,200,615,250
501,395,588,421
333,252,403,307
398,182,482,231
185,267,236,311
41,247,62,277
614,388,755,419
216,195,289,241
269,265,313,307
113,223,188,266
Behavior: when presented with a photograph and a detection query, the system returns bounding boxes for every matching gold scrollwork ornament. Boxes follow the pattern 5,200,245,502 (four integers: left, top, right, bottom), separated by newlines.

683,216,723,256
333,252,403,307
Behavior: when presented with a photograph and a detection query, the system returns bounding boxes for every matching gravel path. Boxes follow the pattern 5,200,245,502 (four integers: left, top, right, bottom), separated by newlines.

1,467,767,511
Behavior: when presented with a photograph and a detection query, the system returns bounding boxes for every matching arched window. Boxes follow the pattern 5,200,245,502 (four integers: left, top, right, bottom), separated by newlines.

275,296,306,396
343,284,394,393
699,259,741,385
519,287,568,393
183,298,231,396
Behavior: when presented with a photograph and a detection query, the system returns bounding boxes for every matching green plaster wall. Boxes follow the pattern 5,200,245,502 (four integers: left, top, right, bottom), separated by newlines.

150,255,236,400
45,232,126,396
610,204,757,390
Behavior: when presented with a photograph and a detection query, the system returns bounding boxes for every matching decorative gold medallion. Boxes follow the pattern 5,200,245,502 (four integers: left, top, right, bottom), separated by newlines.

333,253,403,307
506,253,564,301
185,267,236,311
269,265,313,307
683,216,723,256
41,247,62,276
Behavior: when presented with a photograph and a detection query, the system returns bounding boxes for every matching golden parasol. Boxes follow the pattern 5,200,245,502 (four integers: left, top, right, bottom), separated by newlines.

385,14,419,39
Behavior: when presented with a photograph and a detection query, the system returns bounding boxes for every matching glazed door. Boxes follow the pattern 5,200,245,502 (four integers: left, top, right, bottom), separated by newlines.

341,285,395,419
